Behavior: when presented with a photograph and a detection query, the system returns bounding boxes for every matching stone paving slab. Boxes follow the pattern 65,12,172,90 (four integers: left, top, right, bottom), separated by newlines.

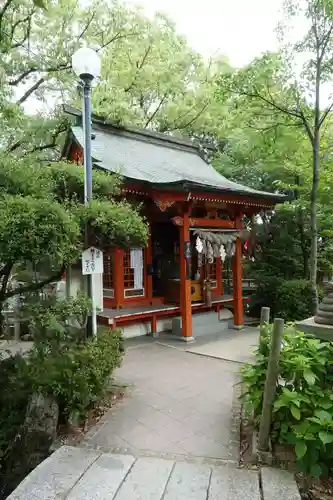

162,462,211,500
185,327,260,364
209,466,260,500
66,453,135,500
113,456,174,500
8,447,301,500
261,467,301,500
7,446,100,500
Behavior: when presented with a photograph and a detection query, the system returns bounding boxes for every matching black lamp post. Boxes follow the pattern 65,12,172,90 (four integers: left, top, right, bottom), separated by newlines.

72,47,101,337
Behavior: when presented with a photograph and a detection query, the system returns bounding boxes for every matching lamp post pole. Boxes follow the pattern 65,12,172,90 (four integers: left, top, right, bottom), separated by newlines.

82,74,96,337
82,75,93,205
72,47,101,338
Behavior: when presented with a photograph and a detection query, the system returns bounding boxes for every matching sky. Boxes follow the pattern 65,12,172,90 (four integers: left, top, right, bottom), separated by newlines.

130,0,283,67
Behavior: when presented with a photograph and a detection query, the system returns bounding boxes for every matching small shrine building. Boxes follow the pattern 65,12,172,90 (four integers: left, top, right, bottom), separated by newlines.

63,108,285,340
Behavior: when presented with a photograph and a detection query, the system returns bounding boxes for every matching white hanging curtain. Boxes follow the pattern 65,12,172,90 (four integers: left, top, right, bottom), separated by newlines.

130,248,143,289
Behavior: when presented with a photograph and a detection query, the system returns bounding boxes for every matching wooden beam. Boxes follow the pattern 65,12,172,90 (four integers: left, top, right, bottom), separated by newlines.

113,248,125,308
190,191,277,209
172,216,237,229
232,218,244,329
179,208,193,340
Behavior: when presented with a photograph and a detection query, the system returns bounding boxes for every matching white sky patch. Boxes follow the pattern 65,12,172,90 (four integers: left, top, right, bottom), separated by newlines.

130,0,283,66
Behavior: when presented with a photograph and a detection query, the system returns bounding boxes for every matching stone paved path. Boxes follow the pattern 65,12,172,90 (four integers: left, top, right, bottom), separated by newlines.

9,446,301,500
81,341,240,461
8,335,301,500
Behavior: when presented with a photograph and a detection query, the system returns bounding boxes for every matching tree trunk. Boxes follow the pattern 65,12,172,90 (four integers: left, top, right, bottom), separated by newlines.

0,299,4,337
310,61,321,314
297,210,309,279
310,139,319,313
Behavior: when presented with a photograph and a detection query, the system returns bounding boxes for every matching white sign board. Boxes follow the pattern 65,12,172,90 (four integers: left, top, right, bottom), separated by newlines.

82,247,104,275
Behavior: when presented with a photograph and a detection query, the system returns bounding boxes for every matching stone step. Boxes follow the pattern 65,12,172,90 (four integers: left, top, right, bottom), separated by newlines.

322,296,333,305
318,303,333,312
172,309,233,338
7,445,100,500
209,466,260,500
261,467,301,500
8,446,300,500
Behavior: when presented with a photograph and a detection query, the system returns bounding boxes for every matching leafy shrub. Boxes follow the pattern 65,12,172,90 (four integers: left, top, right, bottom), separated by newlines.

275,279,315,321
249,277,316,321
0,355,31,464
28,327,123,419
0,354,32,498
0,295,123,497
28,293,90,348
249,274,283,317
26,295,124,419
241,324,333,477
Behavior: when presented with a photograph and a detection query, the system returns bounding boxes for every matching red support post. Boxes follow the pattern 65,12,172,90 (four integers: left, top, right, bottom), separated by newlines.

146,230,153,303
151,314,157,336
113,248,125,309
232,220,244,329
216,257,222,296
179,208,193,340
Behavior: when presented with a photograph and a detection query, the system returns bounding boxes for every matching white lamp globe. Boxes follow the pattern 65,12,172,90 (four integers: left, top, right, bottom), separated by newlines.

72,47,101,80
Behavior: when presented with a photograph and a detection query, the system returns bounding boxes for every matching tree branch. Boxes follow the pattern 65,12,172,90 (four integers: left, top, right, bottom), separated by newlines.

319,22,333,62
5,265,65,300
96,32,136,52
124,44,152,92
11,13,33,49
17,77,45,104
144,93,168,128
78,10,95,40
319,101,333,128
25,122,68,155
8,67,38,86
230,84,315,146
7,121,68,154
0,0,13,28
9,61,71,88
166,103,209,132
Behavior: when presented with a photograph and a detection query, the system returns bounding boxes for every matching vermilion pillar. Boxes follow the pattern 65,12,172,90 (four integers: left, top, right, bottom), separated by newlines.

146,231,153,303
113,248,124,309
179,209,193,340
232,229,244,329
216,257,222,296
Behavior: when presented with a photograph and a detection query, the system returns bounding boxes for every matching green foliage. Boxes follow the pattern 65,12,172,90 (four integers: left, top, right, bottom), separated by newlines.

215,1,333,305
0,294,124,496
28,328,123,418
0,355,31,466
28,293,90,347
275,280,316,321
251,277,315,321
49,161,121,203
242,325,333,477
78,199,148,249
1,0,227,145
26,295,124,418
0,194,79,266
0,150,147,311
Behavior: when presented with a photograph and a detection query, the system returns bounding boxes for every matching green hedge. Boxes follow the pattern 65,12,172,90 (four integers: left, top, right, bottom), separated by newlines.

28,327,123,419
275,279,316,321
252,277,316,321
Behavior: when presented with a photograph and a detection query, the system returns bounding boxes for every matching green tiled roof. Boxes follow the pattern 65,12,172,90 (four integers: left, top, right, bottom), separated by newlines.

69,119,284,203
